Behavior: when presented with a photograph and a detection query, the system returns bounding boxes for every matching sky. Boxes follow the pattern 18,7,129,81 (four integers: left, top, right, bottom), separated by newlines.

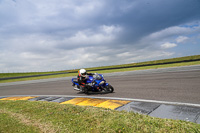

0,0,200,72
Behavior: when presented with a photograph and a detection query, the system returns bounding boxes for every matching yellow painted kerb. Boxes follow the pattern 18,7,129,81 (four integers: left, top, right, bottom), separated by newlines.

96,100,130,110
0,96,131,110
60,97,88,105
61,97,131,110
0,96,37,101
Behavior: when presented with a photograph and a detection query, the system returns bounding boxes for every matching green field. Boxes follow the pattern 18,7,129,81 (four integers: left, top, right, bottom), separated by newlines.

0,55,200,83
0,100,199,133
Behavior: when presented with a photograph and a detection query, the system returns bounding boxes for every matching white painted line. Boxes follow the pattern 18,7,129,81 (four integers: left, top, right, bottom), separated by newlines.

0,77,73,87
2,95,200,108
62,95,200,107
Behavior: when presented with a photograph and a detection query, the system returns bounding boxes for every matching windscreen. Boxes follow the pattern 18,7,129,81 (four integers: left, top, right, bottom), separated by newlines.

93,73,102,80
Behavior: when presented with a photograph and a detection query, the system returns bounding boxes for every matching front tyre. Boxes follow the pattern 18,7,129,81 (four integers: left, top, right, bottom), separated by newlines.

106,84,114,93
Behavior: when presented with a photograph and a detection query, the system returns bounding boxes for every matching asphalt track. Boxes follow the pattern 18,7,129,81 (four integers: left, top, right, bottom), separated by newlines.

0,65,200,104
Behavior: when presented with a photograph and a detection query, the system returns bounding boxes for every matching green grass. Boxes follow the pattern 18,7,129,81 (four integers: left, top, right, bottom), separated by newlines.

0,100,199,133
85,55,200,71
0,111,40,133
1,55,200,83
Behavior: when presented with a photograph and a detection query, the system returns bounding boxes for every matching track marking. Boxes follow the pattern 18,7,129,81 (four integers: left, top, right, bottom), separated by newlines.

95,100,131,110
60,97,87,105
60,97,131,110
76,98,107,106
54,95,200,108
0,96,37,101
1,95,200,108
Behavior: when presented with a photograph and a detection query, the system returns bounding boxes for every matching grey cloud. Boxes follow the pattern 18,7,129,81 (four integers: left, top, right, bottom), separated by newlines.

107,0,200,44
0,0,200,72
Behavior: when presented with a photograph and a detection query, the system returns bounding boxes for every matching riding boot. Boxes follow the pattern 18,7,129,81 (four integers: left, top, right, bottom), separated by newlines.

80,86,85,92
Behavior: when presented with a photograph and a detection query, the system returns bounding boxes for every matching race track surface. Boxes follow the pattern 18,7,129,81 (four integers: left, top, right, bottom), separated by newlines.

1,65,200,104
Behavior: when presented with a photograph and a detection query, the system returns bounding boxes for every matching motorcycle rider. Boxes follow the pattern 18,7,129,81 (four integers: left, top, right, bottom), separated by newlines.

77,69,94,92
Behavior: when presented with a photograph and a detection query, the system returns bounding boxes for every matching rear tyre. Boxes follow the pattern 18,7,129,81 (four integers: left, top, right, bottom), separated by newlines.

84,86,89,94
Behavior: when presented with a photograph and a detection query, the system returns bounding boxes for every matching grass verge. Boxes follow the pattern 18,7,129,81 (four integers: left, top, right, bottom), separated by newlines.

0,100,199,133
0,110,40,133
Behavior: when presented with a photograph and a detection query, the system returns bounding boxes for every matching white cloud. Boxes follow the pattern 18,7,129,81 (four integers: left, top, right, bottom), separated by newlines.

146,26,191,41
161,42,177,49
100,25,122,34
117,52,132,57
176,36,189,43
65,29,114,45
126,51,174,62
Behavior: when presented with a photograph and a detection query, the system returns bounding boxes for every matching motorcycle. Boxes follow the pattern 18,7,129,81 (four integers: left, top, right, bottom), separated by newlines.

72,73,114,94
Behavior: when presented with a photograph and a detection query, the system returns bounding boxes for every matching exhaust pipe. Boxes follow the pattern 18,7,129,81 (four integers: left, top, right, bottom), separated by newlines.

74,87,81,91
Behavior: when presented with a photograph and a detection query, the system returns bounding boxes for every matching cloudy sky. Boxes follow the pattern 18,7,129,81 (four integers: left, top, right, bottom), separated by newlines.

0,0,200,72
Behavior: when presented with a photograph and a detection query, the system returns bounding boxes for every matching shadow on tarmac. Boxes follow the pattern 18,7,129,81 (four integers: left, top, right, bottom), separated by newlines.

77,91,116,95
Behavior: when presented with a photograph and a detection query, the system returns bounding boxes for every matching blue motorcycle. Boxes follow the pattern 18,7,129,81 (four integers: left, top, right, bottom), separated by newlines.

72,73,114,94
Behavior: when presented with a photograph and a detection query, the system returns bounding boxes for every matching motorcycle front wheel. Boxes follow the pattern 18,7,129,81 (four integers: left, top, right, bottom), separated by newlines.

105,84,114,93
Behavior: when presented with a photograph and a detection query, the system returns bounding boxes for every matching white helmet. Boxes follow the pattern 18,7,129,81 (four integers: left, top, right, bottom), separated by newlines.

79,69,86,76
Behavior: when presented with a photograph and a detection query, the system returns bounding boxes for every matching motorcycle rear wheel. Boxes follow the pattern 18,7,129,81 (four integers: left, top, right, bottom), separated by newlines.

84,86,90,94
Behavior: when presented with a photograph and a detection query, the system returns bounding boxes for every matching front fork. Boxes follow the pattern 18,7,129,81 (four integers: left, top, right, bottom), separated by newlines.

100,83,109,91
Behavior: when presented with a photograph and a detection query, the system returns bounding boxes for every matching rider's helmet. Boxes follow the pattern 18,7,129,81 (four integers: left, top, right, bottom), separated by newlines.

79,69,86,76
